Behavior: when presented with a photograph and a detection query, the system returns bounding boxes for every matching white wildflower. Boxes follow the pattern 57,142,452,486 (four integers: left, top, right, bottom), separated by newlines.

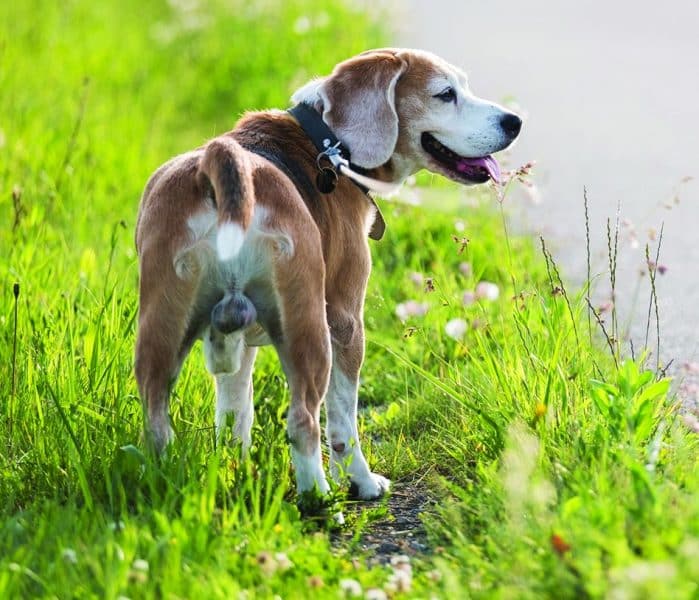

62,548,78,564
132,559,149,572
274,552,293,571
339,578,362,597
390,554,411,570
387,569,412,593
389,554,413,591
129,558,149,584
293,16,311,34
445,318,468,340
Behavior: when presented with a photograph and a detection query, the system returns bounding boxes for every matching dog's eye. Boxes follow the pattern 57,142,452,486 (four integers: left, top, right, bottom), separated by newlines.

434,87,457,103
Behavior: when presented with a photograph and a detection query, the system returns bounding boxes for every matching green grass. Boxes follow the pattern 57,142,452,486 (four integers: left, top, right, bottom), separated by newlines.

366,206,699,598
2,1,698,598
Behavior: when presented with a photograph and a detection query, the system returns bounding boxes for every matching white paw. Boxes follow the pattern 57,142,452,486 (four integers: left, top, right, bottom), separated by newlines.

350,473,391,500
147,423,174,454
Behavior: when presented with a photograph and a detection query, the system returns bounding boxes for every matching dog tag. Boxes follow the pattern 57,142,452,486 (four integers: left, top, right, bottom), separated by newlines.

316,167,338,194
368,198,386,240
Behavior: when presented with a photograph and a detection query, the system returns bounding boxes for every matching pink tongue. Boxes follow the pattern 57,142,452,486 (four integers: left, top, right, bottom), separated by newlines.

456,155,501,183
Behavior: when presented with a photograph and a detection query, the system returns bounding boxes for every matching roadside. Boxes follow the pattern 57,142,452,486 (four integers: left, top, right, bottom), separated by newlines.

391,0,699,394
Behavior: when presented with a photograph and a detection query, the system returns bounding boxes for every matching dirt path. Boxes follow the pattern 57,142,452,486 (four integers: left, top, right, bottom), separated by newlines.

357,482,431,563
336,481,433,564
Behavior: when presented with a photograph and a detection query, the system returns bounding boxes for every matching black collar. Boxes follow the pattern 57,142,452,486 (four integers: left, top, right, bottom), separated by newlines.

287,103,385,240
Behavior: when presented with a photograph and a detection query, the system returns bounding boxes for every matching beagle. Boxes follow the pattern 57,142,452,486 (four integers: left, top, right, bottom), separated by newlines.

134,48,521,502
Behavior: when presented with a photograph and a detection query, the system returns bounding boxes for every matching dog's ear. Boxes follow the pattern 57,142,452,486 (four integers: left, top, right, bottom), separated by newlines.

293,52,407,169
320,52,407,168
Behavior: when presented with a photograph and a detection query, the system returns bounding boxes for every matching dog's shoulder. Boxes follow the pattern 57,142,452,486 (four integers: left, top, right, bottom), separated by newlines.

232,110,317,164
231,110,323,214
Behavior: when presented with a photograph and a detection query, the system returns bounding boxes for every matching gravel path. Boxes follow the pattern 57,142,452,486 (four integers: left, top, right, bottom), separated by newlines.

336,481,433,564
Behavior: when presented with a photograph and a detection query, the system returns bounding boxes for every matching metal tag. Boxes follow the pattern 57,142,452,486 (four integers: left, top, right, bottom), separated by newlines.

368,198,386,240
316,167,338,194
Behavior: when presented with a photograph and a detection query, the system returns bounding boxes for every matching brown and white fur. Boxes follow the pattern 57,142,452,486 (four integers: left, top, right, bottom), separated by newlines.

134,48,521,501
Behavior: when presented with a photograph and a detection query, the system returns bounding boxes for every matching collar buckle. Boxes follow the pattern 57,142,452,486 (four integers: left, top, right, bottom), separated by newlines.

316,140,348,172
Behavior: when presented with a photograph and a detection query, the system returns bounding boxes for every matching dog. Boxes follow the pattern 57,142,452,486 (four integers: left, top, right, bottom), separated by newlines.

134,48,521,502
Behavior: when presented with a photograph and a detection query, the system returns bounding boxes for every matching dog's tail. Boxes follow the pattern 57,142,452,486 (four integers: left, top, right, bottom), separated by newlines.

197,136,254,261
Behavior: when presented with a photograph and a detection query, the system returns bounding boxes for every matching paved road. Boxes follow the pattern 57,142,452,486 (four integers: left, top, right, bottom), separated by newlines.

393,0,699,388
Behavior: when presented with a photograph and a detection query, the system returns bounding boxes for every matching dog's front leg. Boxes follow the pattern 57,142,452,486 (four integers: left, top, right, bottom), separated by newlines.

326,323,390,500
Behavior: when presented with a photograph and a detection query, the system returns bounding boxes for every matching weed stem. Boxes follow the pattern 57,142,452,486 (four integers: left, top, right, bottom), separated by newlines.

10,282,19,447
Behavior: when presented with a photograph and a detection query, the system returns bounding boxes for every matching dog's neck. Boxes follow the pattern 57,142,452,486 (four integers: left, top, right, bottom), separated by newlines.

237,110,396,182
230,109,391,240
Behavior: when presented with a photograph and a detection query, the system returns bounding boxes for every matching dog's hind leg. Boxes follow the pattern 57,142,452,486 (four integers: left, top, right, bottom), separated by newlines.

203,326,257,450
325,309,390,500
278,332,332,496
271,253,332,497
135,264,197,453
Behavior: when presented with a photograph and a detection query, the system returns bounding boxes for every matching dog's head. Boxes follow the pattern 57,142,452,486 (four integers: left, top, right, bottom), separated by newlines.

292,48,521,185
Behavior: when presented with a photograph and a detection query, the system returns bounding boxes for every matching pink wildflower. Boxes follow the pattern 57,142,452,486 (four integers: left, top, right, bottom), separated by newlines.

395,301,429,322
458,261,472,276
408,272,423,287
462,291,476,306
475,281,500,301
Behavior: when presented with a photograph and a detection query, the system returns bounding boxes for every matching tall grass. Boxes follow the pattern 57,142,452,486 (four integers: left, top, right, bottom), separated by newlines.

364,202,699,598
0,1,393,597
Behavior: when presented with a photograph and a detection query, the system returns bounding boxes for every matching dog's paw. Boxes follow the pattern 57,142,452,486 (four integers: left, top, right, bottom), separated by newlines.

142,424,174,456
349,473,391,500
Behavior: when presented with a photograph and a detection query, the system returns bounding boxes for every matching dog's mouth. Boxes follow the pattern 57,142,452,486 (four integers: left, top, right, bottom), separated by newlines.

421,132,501,185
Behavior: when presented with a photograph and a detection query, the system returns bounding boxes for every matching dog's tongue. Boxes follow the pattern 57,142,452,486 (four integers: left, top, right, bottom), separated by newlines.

456,155,501,183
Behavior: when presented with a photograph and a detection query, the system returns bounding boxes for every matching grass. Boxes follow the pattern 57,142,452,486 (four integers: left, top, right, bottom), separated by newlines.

1,1,698,598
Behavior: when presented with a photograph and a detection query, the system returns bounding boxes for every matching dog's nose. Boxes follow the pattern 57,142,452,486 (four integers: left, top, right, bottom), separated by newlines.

499,113,522,140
